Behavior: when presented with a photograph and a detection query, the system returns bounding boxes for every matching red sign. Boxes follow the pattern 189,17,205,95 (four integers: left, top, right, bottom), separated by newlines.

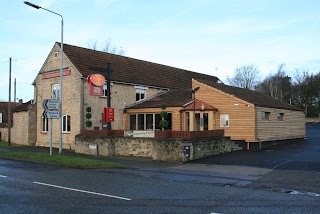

87,74,105,96
89,83,104,96
90,74,105,86
41,70,71,79
104,108,114,122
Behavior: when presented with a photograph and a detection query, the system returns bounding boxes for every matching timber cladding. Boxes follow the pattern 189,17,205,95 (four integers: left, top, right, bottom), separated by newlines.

193,80,256,142
256,106,305,142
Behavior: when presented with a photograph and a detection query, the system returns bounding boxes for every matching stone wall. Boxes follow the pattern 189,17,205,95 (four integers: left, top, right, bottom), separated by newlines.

75,135,242,162
0,128,8,142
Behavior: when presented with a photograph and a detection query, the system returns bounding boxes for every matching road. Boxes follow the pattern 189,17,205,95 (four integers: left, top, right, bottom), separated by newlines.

1,123,319,213
0,159,319,213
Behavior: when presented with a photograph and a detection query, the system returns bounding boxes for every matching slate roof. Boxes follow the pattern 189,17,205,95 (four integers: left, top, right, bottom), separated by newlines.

57,43,219,90
13,101,32,112
199,80,302,111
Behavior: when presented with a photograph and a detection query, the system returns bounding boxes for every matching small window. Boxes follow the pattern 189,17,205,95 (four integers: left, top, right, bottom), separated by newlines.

278,113,285,121
262,112,271,120
54,52,59,58
134,86,148,102
220,114,229,128
42,117,48,132
62,115,71,132
52,84,60,100
0,112,3,123
103,85,108,97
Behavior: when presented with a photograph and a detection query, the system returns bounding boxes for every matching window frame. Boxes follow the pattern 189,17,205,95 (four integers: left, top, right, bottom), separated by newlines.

0,112,2,123
62,114,71,133
41,117,49,132
134,86,148,102
220,114,230,128
52,84,60,100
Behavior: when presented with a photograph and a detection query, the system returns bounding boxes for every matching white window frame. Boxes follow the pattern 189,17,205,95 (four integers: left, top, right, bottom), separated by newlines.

52,84,60,100
0,112,3,123
62,115,71,133
220,114,229,128
54,52,58,58
134,86,148,102
41,117,48,132
101,83,113,97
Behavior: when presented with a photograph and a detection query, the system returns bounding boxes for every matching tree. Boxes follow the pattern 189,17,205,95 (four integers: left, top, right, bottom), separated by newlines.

88,38,125,56
227,65,259,89
291,69,319,117
255,64,292,103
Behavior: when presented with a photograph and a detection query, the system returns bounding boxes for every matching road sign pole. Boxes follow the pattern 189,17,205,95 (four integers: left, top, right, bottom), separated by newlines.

50,118,52,156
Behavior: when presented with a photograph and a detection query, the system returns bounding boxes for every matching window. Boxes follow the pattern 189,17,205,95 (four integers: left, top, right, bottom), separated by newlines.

146,114,153,130
62,115,71,132
137,114,144,130
278,113,285,121
130,114,136,130
54,52,58,58
129,113,172,130
52,84,60,100
203,113,209,130
185,112,190,131
134,86,148,102
102,85,108,97
262,112,271,120
42,117,48,132
220,114,229,127
0,112,2,123
195,113,201,131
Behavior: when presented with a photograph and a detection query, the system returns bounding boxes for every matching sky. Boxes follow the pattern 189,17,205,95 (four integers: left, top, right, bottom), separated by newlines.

1,0,319,102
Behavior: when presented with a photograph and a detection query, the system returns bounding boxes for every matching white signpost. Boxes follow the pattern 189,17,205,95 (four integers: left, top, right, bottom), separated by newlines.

42,99,59,110
42,99,60,156
43,110,60,119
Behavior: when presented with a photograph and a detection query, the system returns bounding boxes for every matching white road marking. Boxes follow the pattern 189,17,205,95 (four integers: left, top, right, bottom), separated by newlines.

272,160,291,170
1,174,131,200
33,181,131,201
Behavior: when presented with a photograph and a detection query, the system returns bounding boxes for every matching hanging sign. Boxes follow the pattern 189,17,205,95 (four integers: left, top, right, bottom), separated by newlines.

104,107,114,122
87,74,105,96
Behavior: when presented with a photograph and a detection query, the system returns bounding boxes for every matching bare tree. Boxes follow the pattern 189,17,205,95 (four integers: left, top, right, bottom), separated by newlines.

88,38,126,56
255,64,292,103
227,65,259,89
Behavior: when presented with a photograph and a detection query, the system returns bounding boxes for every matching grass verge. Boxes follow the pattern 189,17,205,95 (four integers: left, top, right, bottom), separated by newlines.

0,142,126,169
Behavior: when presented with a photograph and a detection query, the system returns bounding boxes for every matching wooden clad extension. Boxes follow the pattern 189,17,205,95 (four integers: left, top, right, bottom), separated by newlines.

193,80,256,142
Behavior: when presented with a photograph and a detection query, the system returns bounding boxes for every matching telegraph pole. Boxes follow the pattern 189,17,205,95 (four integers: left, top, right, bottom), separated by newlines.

8,58,12,146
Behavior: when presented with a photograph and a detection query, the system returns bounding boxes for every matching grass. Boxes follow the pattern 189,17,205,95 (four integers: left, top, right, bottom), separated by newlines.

0,141,126,169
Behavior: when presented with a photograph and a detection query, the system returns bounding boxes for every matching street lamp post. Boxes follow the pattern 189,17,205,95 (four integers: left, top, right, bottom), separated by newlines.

191,87,200,136
24,1,64,155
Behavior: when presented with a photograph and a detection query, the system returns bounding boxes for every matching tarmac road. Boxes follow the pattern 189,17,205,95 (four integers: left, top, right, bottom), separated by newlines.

176,122,320,193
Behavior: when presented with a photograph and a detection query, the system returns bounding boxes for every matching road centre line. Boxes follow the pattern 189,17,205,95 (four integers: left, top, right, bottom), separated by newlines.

0,175,8,178
33,181,131,201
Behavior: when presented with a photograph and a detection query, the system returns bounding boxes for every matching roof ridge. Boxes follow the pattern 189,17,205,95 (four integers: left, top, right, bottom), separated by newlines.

58,42,218,78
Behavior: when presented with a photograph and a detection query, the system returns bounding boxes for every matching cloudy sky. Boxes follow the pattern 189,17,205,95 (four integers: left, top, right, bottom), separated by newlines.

1,0,319,101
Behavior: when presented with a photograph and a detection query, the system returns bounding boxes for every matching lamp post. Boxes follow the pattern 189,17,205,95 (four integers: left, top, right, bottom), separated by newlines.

24,1,64,155
191,86,200,134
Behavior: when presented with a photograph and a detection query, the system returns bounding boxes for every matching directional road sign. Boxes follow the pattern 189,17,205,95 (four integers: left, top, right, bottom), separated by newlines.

43,110,60,119
42,99,60,110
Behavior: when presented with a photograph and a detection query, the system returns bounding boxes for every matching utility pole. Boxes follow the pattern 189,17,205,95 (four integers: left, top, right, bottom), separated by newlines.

14,78,16,108
8,58,12,146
